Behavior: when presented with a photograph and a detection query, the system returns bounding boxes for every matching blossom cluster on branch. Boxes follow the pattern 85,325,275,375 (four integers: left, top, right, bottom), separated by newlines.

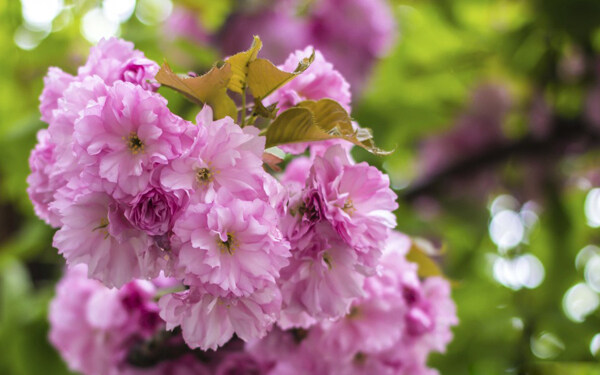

29,37,457,375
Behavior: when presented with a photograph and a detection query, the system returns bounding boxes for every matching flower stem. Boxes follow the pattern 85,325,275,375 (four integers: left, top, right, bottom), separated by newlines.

241,87,247,127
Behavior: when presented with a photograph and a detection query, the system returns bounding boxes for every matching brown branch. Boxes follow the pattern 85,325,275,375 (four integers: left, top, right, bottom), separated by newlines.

401,117,600,201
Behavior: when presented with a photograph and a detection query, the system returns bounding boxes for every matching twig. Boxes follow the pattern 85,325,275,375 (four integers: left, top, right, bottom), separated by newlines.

241,87,247,127
401,117,600,201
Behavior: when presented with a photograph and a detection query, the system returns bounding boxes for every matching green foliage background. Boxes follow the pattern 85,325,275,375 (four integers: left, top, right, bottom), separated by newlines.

1,0,600,374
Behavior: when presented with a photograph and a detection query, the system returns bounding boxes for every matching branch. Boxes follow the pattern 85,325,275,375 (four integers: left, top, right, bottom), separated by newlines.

126,328,245,368
401,117,600,201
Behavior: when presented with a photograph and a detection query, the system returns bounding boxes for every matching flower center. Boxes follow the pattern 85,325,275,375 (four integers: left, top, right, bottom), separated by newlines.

217,233,237,255
353,352,367,365
196,167,214,185
92,217,110,239
347,306,361,319
291,328,308,343
323,252,333,270
125,132,144,154
343,198,356,215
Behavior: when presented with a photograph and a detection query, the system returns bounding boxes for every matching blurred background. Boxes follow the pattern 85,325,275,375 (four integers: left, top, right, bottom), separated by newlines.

1,0,600,374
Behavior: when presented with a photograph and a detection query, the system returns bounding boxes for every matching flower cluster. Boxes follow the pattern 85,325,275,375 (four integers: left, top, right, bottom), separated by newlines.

277,144,398,328
50,236,456,375
49,264,206,375
32,37,456,374
49,264,273,375
247,232,457,375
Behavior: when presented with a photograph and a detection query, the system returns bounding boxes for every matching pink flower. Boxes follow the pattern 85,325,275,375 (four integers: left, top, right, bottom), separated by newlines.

311,0,396,58
173,189,290,296
39,67,76,123
275,146,397,326
308,0,396,94
78,37,159,90
42,78,109,225
74,81,192,197
382,246,457,367
309,257,412,361
158,284,282,350
265,47,351,113
163,7,210,45
160,105,266,202
279,159,327,253
48,76,109,172
260,172,289,216
52,192,154,287
248,232,455,375
297,232,457,374
278,240,364,328
279,157,312,187
49,265,127,375
125,180,186,236
416,277,457,353
49,264,172,375
296,145,397,272
27,129,65,227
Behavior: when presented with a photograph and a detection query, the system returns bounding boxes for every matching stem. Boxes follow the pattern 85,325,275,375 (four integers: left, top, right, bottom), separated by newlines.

241,87,247,127
126,328,190,368
126,330,245,368
401,117,600,201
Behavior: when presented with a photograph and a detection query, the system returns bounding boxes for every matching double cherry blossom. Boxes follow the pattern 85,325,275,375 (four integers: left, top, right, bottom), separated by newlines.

30,37,457,375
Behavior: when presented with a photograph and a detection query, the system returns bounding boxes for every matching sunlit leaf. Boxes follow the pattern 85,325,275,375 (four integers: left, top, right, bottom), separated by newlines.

226,35,262,94
246,50,315,99
406,238,444,278
156,62,237,120
263,107,314,144
263,99,390,155
253,100,279,119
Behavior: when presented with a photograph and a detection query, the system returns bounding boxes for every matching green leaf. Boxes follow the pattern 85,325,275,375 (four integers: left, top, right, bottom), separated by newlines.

253,100,279,119
246,50,315,99
530,362,600,375
225,35,262,94
155,62,237,120
263,99,390,155
406,237,444,278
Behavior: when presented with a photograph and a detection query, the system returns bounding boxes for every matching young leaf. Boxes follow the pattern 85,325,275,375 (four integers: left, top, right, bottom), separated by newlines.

226,35,262,94
262,107,315,145
156,62,237,120
246,50,315,99
406,242,444,278
263,98,390,155
253,100,279,119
